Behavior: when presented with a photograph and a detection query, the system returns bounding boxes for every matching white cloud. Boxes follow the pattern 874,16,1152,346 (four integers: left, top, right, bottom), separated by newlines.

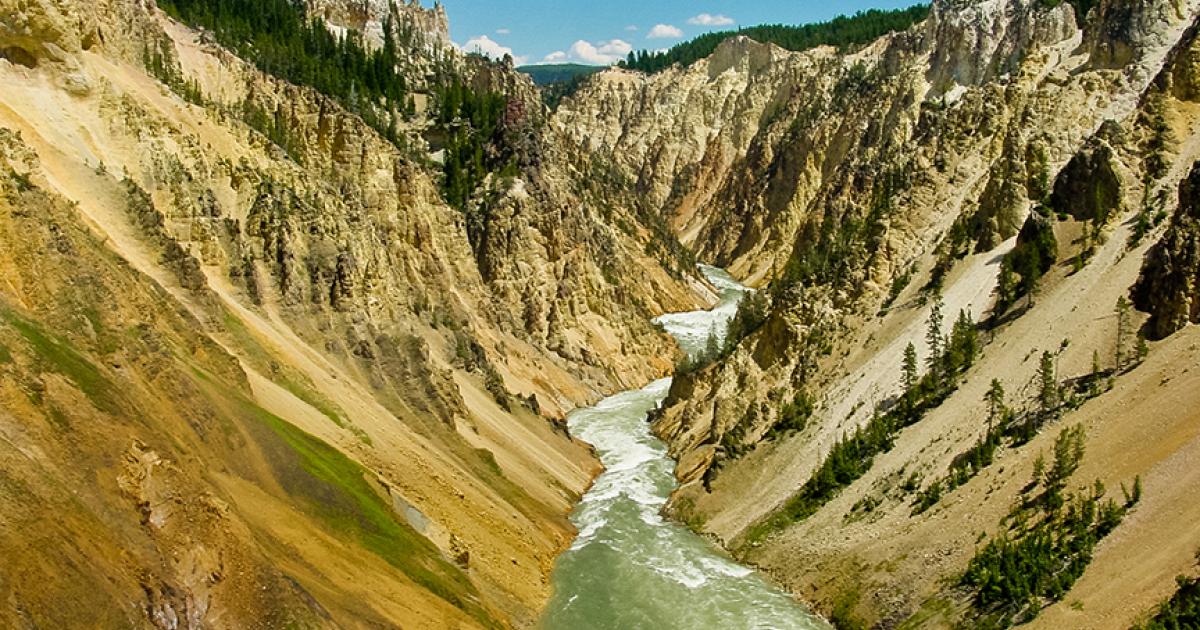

463,35,527,64
539,39,632,65
571,39,633,64
687,13,735,26
496,28,511,35
625,25,639,31
647,23,683,39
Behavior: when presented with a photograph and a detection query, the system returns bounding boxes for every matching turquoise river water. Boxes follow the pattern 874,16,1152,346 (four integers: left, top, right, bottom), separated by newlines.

540,266,829,630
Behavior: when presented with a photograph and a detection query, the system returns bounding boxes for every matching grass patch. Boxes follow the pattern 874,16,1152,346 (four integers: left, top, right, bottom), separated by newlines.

474,448,503,478
896,596,955,630
45,404,72,432
236,397,497,628
1,308,123,416
830,585,869,630
0,343,11,364
220,308,275,371
277,373,346,427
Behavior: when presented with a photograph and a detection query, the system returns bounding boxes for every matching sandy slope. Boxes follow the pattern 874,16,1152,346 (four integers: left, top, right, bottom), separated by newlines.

740,169,1200,625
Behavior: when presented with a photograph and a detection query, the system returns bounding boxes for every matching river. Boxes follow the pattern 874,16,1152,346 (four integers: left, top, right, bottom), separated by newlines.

541,265,829,629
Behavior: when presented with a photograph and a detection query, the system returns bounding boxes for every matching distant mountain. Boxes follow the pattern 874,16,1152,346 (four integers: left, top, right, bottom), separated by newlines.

518,63,604,86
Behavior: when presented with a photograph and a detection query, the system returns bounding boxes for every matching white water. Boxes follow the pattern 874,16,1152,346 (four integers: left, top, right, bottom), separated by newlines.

541,266,829,630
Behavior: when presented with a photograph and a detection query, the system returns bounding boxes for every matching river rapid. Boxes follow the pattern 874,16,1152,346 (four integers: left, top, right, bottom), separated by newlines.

541,266,829,630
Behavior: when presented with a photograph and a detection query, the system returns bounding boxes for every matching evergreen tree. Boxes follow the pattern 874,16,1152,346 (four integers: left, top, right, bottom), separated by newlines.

1116,296,1132,371
945,309,978,377
1048,425,1085,491
925,293,944,379
1038,350,1058,418
985,379,1007,431
994,257,1018,317
705,327,721,362
902,341,919,392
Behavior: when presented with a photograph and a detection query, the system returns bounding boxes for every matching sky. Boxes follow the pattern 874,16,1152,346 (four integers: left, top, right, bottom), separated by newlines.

438,0,925,66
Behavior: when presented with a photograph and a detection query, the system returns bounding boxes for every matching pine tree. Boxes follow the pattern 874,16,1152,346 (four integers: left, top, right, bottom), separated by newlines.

902,342,918,392
1048,425,1085,490
996,258,1017,315
1136,334,1150,365
985,379,1006,431
1038,350,1058,418
946,309,978,376
926,293,944,379
1116,296,1132,371
704,327,721,362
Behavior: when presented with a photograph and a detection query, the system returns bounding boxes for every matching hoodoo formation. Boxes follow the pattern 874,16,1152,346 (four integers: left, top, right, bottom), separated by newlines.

1,0,1199,628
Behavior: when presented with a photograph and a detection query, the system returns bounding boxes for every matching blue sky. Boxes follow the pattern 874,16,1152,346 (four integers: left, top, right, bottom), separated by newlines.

439,0,925,66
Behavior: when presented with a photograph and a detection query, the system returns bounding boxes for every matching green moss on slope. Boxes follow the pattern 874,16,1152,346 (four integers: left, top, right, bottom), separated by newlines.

1,307,124,416
233,394,498,628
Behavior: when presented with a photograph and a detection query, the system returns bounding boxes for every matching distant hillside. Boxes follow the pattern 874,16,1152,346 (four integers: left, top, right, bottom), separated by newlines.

619,4,930,74
518,63,603,86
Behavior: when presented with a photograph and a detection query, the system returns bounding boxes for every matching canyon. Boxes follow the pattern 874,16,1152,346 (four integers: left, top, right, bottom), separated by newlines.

1,0,1199,628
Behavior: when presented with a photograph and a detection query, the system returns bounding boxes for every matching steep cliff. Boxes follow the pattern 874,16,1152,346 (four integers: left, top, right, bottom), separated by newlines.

1136,160,1200,338
0,0,706,626
554,0,1200,625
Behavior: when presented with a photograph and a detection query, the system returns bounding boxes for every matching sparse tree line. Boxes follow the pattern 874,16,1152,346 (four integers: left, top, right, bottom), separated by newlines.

743,262,1152,544
158,0,414,114
912,296,1148,515
742,293,978,543
960,424,1140,626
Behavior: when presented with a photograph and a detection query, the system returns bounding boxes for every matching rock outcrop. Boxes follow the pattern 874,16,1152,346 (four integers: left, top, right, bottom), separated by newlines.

1050,125,1126,223
0,0,705,626
557,0,1200,625
1135,160,1200,339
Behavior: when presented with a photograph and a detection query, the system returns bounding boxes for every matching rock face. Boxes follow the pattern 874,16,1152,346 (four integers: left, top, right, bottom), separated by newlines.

306,0,451,48
924,0,1077,91
617,0,1177,507
555,0,1097,284
1050,127,1126,223
1135,160,1200,339
552,0,1200,626
0,0,705,627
